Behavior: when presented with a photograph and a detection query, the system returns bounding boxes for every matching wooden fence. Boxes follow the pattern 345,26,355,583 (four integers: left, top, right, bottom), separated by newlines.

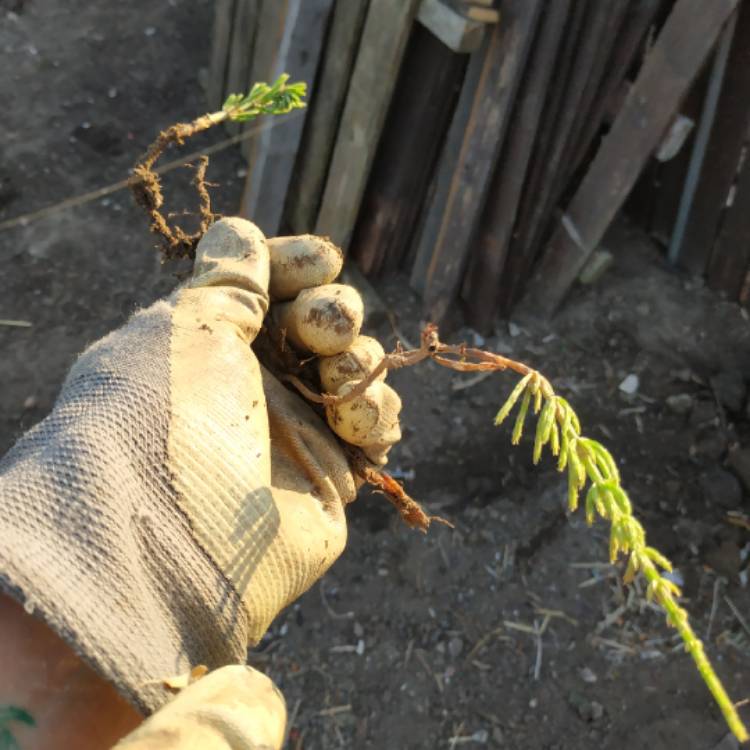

208,0,746,331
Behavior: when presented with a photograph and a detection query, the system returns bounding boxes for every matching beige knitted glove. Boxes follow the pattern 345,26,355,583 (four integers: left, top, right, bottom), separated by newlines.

113,666,287,750
0,218,401,717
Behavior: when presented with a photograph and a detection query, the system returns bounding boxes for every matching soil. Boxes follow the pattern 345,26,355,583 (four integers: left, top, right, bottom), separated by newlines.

1,2,750,749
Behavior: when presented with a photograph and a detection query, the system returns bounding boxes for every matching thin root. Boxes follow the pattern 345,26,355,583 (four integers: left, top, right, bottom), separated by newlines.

346,447,453,533
129,112,227,260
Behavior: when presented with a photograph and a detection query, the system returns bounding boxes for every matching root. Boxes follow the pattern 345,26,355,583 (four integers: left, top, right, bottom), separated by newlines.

129,112,227,260
346,446,453,533
279,324,538,531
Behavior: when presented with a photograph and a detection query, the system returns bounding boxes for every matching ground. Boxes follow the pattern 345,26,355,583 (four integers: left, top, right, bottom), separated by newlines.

1,2,749,749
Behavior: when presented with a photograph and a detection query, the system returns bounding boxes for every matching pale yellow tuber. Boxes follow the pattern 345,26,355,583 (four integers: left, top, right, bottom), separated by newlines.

318,335,386,394
267,235,343,301
275,284,363,356
325,379,402,448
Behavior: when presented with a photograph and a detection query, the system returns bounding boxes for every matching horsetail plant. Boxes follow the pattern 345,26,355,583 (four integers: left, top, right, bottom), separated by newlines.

496,369,748,743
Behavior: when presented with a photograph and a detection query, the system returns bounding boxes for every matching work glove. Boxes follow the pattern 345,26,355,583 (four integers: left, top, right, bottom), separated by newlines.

0,218,402,716
113,665,287,750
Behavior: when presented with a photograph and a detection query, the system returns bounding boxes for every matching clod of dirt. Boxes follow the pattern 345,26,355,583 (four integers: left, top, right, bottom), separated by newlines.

705,538,743,579
710,369,747,414
699,467,743,510
666,392,694,415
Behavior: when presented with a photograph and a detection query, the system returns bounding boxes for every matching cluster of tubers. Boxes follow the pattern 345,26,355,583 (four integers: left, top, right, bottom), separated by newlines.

267,235,402,465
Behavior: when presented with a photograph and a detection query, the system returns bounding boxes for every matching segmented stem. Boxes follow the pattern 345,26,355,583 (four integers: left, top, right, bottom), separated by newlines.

495,372,748,743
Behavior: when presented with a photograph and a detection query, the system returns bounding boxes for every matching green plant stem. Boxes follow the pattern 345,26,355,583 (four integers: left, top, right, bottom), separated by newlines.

496,370,748,743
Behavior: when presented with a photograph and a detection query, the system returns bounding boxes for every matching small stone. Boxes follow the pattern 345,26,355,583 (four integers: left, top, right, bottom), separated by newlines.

710,370,746,413
448,637,464,658
107,86,118,98
666,393,693,415
699,467,743,509
492,726,505,744
144,25,157,36
618,374,639,395
22,395,37,409
508,322,522,338
579,667,597,684
356,639,365,656
353,621,364,638
589,702,604,721
471,729,489,743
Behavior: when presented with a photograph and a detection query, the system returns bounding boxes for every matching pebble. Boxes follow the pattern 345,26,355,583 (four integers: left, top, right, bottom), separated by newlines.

448,637,464,658
666,392,693,415
618,373,639,395
579,667,597,684
353,621,364,638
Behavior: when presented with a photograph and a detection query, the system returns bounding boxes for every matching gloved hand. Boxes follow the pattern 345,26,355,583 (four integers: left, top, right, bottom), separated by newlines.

0,218,401,718
113,665,287,750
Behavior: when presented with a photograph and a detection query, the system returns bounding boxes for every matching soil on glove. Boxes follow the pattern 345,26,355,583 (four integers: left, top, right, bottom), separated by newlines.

1,2,749,748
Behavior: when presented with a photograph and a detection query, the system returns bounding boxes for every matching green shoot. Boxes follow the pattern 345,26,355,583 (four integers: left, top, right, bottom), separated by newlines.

495,370,749,743
222,74,307,122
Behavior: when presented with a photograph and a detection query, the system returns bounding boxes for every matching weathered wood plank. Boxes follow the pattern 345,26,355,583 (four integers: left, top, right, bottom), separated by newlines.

521,0,739,317
315,0,420,250
678,0,750,274
285,0,370,234
415,0,543,323
207,0,236,111
240,0,291,159
409,32,489,296
518,2,617,268
568,0,662,176
554,0,630,197
495,0,589,313
350,24,467,276
707,150,750,299
462,0,571,332
240,0,334,235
